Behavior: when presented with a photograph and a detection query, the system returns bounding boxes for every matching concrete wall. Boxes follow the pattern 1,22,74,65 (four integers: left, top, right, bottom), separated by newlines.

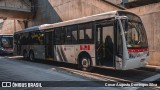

0,19,23,34
128,2,160,66
0,0,32,19
0,0,121,33
31,0,121,26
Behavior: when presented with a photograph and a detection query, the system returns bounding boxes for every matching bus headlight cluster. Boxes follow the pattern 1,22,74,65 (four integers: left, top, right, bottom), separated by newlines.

129,52,138,58
129,51,148,58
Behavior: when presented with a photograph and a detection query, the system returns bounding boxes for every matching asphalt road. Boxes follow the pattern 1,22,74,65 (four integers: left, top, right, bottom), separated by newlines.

0,56,159,90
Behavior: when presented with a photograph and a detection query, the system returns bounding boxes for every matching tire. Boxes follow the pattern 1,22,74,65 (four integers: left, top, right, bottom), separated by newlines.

79,56,92,71
29,51,35,61
23,51,28,60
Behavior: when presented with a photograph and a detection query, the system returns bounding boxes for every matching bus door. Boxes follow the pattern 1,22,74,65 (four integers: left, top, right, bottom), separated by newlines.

45,31,54,60
95,21,115,67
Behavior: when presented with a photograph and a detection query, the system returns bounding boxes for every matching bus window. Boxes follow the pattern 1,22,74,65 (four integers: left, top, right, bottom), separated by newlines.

20,33,28,45
30,31,44,45
66,27,72,44
78,22,93,44
66,25,78,44
86,29,92,40
55,27,65,45
72,30,78,44
79,30,84,42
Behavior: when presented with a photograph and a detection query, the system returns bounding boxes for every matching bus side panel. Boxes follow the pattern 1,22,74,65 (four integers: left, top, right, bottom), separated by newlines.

20,45,28,56
54,44,96,66
32,45,45,60
76,44,96,66
122,56,149,70
19,45,45,60
54,45,76,63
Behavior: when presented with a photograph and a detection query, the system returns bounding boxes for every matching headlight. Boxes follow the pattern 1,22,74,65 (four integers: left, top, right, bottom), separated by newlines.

129,52,137,58
129,51,148,58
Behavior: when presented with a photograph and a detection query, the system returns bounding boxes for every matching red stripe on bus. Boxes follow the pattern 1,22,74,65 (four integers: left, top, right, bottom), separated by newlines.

128,48,148,52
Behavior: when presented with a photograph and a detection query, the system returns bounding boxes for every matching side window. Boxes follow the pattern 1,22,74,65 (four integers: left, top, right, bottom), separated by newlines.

37,31,44,45
29,31,44,45
55,27,65,45
66,25,78,44
66,27,72,44
72,30,78,44
20,33,28,45
78,22,93,44
46,30,53,45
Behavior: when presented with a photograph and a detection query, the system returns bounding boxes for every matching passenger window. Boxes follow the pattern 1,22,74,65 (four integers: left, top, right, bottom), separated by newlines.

72,30,78,44
29,31,44,45
66,25,78,44
55,27,65,45
78,22,93,44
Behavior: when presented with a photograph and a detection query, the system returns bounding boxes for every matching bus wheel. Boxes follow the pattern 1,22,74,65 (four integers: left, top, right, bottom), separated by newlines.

80,56,92,71
29,51,34,61
23,51,28,60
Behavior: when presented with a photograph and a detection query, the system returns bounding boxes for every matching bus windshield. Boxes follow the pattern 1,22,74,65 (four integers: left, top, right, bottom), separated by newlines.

125,20,148,48
1,37,13,48
118,11,148,49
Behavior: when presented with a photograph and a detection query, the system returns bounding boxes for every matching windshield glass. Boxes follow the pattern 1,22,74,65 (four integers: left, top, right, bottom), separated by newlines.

124,20,148,48
1,36,13,48
118,11,148,49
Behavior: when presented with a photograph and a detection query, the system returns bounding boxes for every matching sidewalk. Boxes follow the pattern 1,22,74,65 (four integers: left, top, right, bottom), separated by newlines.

139,65,160,73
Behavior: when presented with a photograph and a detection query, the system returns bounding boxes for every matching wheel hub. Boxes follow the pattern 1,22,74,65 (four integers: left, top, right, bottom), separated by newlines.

82,58,89,68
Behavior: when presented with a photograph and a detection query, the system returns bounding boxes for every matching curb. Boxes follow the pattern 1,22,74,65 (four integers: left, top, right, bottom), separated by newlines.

139,65,160,73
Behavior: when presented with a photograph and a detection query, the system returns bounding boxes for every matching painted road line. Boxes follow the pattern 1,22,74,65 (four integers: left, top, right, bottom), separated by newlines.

59,67,132,82
142,74,160,81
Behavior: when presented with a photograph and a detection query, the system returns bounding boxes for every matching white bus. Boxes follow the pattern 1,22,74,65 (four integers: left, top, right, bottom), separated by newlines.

0,34,13,55
14,11,149,71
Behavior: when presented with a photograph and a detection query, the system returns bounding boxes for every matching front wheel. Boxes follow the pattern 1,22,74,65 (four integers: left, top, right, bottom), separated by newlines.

80,57,92,71
29,51,35,61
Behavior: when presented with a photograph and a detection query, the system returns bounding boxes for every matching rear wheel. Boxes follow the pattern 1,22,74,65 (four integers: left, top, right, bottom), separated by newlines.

79,56,92,71
29,51,35,61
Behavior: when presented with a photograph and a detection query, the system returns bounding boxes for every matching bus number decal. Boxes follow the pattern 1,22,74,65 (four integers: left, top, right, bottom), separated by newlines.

80,45,90,50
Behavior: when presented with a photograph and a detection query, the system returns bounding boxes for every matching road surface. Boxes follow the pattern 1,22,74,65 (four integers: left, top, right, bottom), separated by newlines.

0,56,159,90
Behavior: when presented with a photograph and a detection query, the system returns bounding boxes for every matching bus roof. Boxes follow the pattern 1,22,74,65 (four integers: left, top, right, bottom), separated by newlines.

14,10,137,34
14,26,40,34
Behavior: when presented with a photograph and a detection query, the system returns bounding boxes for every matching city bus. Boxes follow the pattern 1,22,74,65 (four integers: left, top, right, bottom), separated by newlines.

0,34,13,55
13,10,149,71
